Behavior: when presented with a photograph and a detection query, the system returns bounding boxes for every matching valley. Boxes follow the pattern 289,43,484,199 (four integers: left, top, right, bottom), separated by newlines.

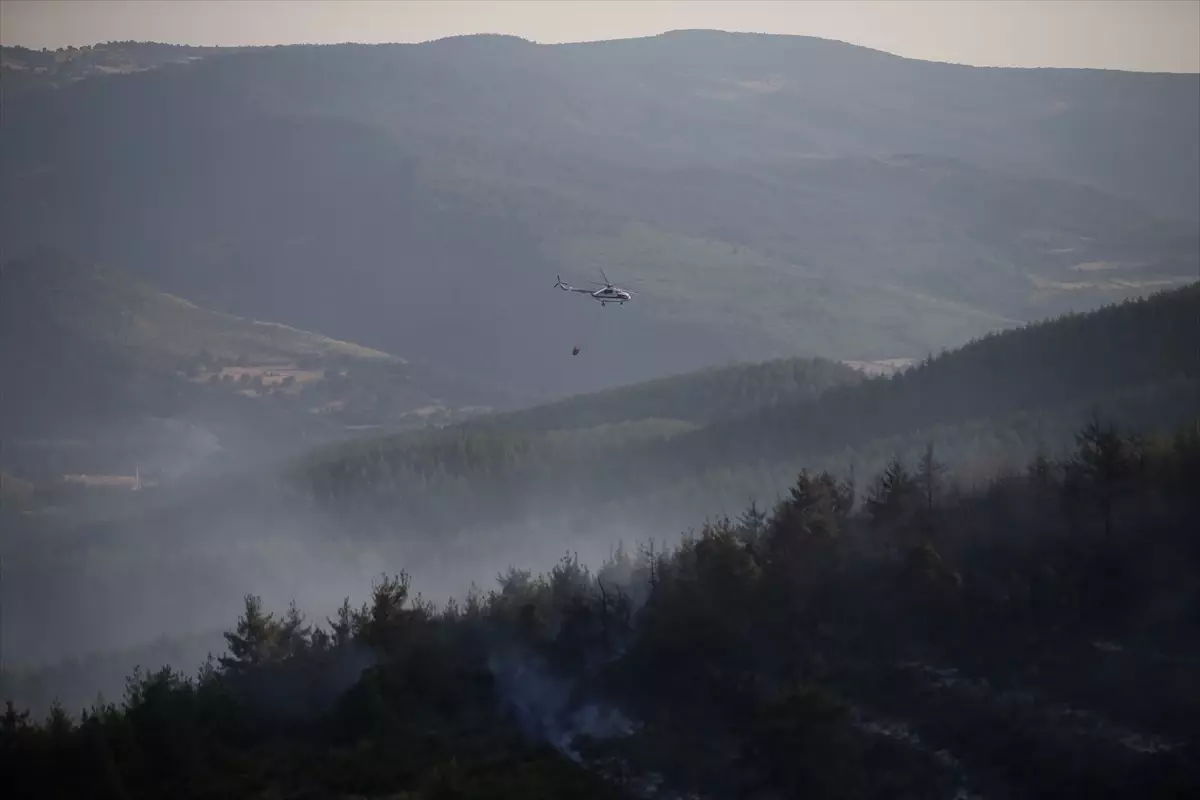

0,250,506,487
4,283,1195,674
2,25,1198,800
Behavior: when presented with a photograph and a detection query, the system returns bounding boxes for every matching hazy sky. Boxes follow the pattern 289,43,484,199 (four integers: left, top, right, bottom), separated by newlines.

2,0,1198,73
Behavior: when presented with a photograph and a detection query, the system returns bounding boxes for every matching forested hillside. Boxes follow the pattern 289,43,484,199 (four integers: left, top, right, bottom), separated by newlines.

6,420,1198,798
297,284,1199,536
4,267,1197,800
3,31,1196,398
6,282,1192,688
479,356,862,433
673,280,1200,467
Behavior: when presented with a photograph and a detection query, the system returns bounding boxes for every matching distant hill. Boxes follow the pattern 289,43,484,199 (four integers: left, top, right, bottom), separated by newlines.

296,283,1200,535
0,41,241,97
0,250,503,478
541,154,1198,323
663,281,1200,470
2,32,1196,400
477,356,862,433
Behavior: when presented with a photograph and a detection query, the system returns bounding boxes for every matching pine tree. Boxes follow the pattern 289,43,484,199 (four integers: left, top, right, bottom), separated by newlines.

1070,417,1136,538
279,600,313,658
219,594,279,671
328,597,357,648
917,441,947,514
866,457,922,547
736,498,768,540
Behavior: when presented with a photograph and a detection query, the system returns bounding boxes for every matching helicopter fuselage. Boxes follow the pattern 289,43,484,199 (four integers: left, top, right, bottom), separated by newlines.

554,274,633,304
592,287,632,304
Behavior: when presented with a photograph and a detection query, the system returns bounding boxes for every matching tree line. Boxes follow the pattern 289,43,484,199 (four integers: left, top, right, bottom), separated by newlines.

5,418,1198,798
292,286,1199,538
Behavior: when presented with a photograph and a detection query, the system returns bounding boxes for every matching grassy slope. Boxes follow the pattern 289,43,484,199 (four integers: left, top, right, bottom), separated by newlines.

9,248,396,364
0,251,501,473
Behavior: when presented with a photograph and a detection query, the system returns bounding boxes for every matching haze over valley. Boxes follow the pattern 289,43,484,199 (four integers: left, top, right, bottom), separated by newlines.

2,13,1199,798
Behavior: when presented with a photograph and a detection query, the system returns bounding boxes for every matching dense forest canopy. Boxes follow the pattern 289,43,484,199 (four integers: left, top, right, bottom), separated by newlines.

471,356,863,433
5,419,1198,798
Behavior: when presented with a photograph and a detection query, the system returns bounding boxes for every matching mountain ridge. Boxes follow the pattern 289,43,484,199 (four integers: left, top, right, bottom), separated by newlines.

9,29,1199,75
3,29,1196,401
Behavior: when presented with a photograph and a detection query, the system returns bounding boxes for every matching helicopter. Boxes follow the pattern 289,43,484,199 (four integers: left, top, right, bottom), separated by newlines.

553,269,636,307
